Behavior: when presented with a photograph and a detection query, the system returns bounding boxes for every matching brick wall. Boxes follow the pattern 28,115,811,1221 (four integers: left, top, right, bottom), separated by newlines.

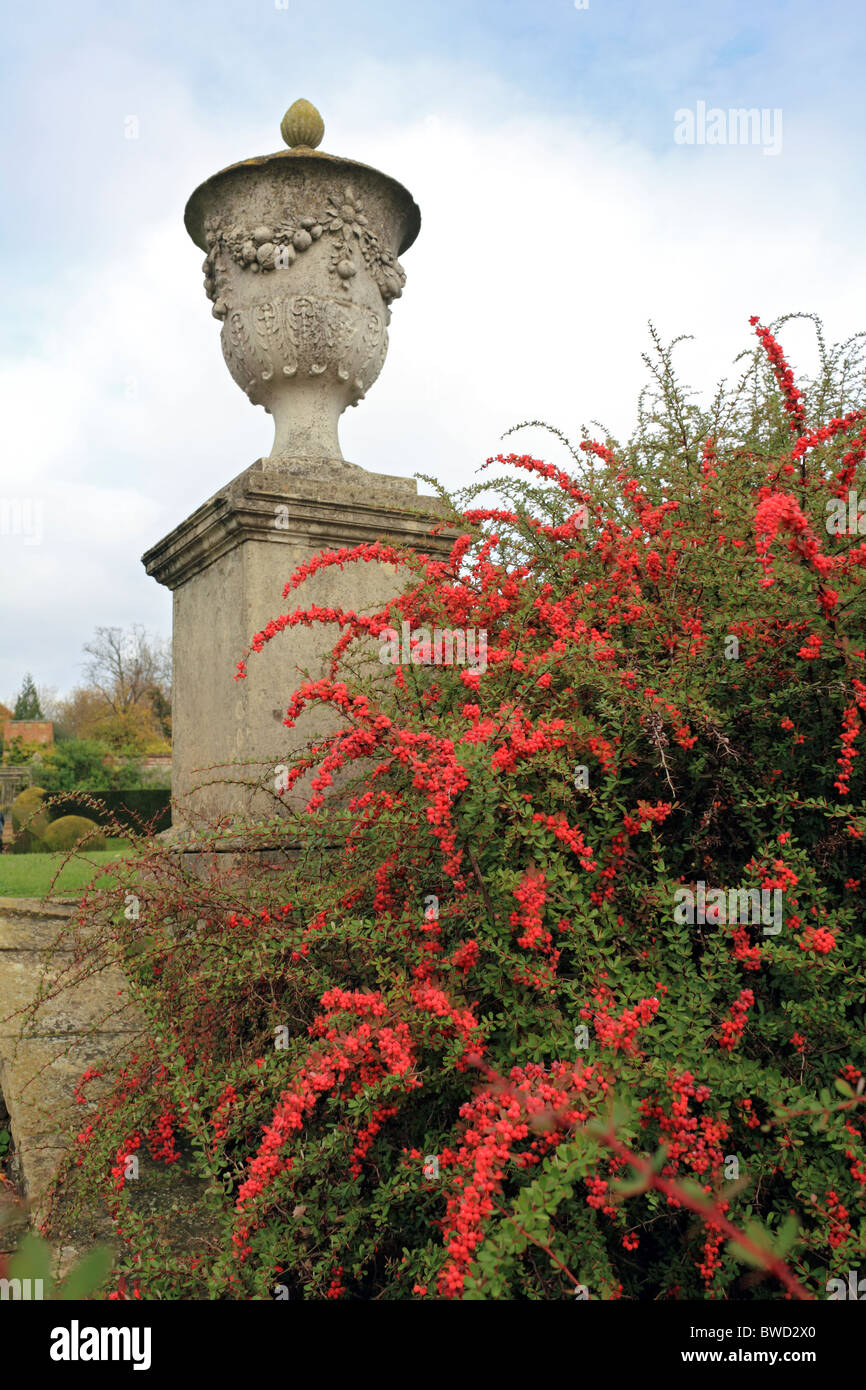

1,721,54,747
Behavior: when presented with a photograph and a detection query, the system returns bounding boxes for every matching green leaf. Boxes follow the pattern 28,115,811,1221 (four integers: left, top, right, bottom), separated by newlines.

726,1239,770,1270
774,1213,800,1257
611,1175,649,1197
9,1233,55,1294
60,1245,116,1301
726,1219,775,1269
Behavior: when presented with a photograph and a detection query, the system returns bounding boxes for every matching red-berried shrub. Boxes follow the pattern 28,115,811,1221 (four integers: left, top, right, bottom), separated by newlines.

47,315,865,1300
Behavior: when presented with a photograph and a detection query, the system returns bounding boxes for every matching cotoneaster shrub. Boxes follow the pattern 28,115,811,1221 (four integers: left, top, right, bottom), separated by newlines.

45,315,865,1301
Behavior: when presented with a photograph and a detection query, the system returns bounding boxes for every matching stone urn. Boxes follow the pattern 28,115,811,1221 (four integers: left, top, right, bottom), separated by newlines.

184,99,420,467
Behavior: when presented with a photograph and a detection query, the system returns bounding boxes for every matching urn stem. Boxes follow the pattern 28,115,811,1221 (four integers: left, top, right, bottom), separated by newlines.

269,379,344,463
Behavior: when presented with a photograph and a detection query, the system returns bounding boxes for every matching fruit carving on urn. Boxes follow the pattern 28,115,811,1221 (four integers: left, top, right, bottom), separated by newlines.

184,99,420,466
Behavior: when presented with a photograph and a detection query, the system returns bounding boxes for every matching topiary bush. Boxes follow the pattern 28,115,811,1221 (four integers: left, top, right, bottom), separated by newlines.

41,815,107,853
10,785,50,853
47,314,866,1301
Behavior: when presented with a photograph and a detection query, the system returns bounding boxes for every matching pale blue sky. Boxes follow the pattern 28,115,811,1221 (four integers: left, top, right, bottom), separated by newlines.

1,0,864,701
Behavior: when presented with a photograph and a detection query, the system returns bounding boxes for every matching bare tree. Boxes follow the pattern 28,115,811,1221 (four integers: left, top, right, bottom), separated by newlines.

82,625,171,717
36,683,63,722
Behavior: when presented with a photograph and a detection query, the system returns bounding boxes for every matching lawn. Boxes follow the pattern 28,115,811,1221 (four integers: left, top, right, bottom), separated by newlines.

0,840,131,898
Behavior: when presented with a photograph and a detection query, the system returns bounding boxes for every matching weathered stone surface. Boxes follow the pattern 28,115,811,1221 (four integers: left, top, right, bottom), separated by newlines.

144,459,451,827
0,900,141,1207
48,1155,214,1283
3,1036,137,1139
0,954,138,1037
0,900,214,1278
0,897,79,950
185,102,420,465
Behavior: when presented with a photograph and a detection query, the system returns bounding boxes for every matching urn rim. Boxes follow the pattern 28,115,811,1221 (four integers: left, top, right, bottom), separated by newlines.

184,148,421,256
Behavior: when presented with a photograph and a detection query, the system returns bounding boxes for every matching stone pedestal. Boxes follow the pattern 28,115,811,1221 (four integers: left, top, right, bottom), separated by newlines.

142,101,448,834
143,458,446,830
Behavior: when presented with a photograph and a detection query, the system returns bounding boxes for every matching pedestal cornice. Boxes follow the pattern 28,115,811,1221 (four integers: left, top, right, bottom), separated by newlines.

142,458,452,592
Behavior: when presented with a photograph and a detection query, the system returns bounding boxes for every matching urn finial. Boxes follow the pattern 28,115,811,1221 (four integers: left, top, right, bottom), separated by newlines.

280,99,325,150
185,101,419,467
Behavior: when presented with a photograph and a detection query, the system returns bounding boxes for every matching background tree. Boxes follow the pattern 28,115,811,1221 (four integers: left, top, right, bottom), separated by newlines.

13,673,43,720
79,625,172,749
35,683,62,721
55,687,108,741
82,625,171,717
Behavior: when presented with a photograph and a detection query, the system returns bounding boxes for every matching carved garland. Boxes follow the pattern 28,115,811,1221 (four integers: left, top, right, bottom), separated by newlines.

201,183,406,320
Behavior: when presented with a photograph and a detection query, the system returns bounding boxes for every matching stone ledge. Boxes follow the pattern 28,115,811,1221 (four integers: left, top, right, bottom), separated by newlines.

0,897,78,918
0,921,93,952
142,455,452,591
0,955,140,1037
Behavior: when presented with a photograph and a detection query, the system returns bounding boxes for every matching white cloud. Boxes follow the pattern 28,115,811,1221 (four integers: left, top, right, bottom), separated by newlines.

2,56,864,695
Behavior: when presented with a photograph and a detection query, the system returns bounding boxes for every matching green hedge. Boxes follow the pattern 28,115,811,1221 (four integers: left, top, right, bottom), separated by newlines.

48,788,171,835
